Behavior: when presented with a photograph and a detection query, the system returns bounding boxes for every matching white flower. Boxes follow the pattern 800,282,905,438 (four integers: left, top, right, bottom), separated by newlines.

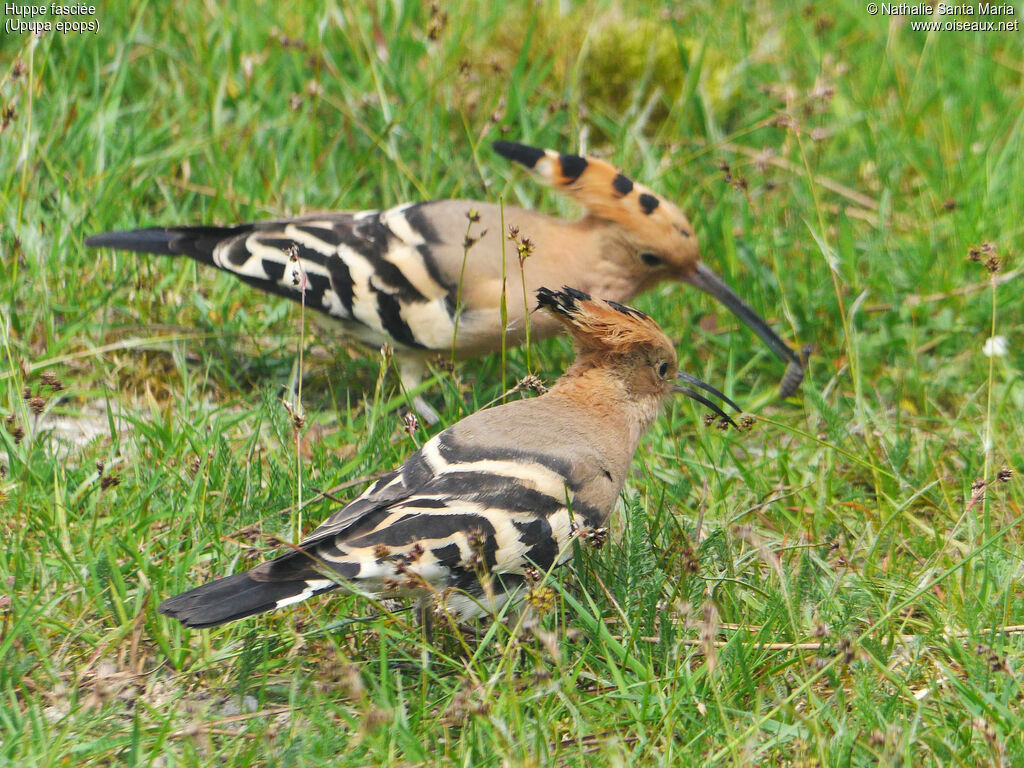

982,336,1008,358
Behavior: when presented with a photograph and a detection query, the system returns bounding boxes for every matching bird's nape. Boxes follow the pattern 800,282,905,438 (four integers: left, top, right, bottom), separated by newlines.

673,370,741,428
683,262,805,396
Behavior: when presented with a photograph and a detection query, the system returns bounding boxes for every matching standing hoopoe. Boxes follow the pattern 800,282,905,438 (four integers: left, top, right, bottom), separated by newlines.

157,286,741,629
86,141,802,422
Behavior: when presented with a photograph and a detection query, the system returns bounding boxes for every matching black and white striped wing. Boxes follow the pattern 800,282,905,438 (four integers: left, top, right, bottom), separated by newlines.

159,417,603,627
260,428,598,608
206,204,460,351
88,203,462,352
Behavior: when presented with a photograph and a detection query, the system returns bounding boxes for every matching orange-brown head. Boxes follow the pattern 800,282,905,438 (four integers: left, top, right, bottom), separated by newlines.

497,141,805,394
493,140,700,285
535,286,738,429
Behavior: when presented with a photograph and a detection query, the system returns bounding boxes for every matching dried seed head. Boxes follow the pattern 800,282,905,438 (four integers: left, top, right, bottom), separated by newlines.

996,467,1013,483
40,371,63,390
773,113,796,130
28,396,45,415
837,636,857,665
679,536,700,574
5,415,24,445
466,527,487,551
402,411,418,437
407,543,424,562
975,643,1012,674
813,85,835,102
465,208,480,223
100,474,121,491
274,31,307,50
373,543,391,562
0,105,15,131
425,1,447,41
284,245,303,286
401,572,429,591
576,526,608,549
515,374,547,395
462,528,489,573
282,399,306,430
507,224,520,240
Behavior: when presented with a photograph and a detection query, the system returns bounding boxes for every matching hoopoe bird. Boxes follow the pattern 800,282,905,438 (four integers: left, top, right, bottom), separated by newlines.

86,141,802,422
158,287,741,628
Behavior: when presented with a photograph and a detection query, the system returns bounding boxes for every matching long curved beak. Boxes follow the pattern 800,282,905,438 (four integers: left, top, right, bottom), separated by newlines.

673,371,741,428
684,262,805,396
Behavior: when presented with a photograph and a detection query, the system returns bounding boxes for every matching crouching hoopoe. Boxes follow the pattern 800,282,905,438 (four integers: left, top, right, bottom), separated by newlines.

157,287,741,629
86,140,802,423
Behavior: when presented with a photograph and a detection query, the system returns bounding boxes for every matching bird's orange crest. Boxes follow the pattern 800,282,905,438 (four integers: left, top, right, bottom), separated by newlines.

493,140,696,259
535,286,669,352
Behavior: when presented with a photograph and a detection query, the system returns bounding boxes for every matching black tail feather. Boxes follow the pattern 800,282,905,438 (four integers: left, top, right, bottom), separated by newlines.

158,570,335,628
85,225,250,266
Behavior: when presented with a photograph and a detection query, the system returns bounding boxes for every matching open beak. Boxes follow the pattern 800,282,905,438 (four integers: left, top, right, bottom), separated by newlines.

673,371,741,428
684,262,805,397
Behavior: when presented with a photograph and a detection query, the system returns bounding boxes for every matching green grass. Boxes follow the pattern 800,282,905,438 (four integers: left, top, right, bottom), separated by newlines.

2,1,1023,765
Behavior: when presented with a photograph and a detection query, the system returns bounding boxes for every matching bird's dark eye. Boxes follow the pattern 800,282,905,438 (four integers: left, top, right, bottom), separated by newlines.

657,361,670,378
641,252,663,267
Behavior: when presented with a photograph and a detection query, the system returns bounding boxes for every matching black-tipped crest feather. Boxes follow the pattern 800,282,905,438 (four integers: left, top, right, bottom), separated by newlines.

492,140,546,169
